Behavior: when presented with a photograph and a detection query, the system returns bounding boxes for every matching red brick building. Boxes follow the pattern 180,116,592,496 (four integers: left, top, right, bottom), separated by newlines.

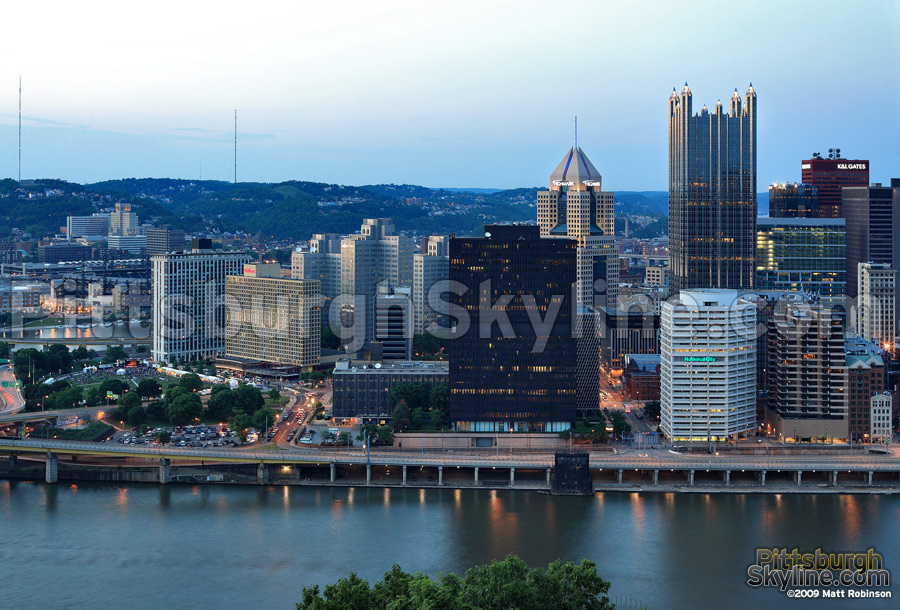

624,354,660,401
801,156,869,218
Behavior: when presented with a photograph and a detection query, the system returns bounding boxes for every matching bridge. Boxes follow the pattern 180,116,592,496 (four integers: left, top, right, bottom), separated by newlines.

2,336,150,346
0,406,106,428
3,437,900,490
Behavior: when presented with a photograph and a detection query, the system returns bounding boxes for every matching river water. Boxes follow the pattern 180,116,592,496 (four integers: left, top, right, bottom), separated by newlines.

0,481,896,609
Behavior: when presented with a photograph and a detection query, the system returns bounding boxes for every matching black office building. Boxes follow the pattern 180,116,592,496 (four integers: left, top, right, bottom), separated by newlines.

768,183,818,218
449,225,577,432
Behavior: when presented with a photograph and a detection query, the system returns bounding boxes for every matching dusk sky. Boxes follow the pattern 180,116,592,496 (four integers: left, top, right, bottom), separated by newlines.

0,0,897,190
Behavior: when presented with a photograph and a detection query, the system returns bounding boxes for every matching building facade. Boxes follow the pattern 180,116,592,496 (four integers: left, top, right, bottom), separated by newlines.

413,236,450,335
151,241,252,363
800,156,869,218
668,84,757,293
224,264,320,368
109,202,139,236
870,393,893,444
857,263,897,347
624,354,661,401
107,234,147,254
332,359,448,422
599,306,660,372
146,225,186,256
38,244,92,264
449,225,577,432
66,213,110,241
847,351,884,443
292,234,342,325
373,285,413,361
660,290,757,442
755,218,846,308
768,183,818,218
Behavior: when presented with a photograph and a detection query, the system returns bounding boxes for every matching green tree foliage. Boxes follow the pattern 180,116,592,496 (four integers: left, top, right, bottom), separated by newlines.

71,345,97,361
99,378,128,396
37,386,84,411
643,401,660,421
178,373,204,393
251,408,276,433
147,400,166,419
207,389,236,421
390,402,411,432
166,393,203,426
137,379,162,399
102,346,127,364
14,346,73,385
117,391,141,411
233,384,264,414
164,385,188,406
321,325,342,351
412,333,448,359
156,430,172,444
267,387,280,400
389,382,430,411
229,413,251,443
0,341,11,359
295,555,614,610
127,405,147,426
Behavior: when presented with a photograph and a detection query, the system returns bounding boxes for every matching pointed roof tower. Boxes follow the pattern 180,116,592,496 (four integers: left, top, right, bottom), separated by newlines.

549,147,602,191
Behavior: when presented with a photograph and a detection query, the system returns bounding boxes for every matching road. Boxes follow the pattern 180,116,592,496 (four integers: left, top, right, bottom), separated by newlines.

0,365,25,415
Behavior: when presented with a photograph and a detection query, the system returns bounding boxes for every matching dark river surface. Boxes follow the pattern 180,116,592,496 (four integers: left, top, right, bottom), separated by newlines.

0,481,896,609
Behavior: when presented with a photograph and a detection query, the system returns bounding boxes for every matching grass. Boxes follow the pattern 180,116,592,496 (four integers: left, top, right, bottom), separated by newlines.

264,396,289,410
23,316,67,328
32,421,112,441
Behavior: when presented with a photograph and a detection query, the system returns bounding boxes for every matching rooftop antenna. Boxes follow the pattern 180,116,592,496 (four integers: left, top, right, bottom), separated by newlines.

18,76,22,183
574,114,577,150
233,110,238,184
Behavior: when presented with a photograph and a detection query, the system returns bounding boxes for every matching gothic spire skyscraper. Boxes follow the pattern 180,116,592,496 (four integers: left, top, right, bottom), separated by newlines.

668,84,757,293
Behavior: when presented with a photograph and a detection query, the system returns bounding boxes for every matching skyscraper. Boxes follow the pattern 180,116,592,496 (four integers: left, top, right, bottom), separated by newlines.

109,202,138,236
768,183,818,218
413,235,449,335
146,225,186,256
668,84,757,293
292,234,342,324
857,262,897,348
449,225,577,432
801,155,869,218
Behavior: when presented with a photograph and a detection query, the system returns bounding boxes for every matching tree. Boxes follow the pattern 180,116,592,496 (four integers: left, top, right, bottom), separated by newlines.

117,391,141,412
127,405,147,426
391,402,411,432
643,401,661,421
164,385,188,406
233,384,264,414
156,430,172,444
410,407,426,430
389,383,429,412
251,408,277,434
376,425,393,446
44,386,84,411
178,373,204,393
229,413,252,443
296,555,613,610
147,400,166,419
166,393,203,426
102,345,127,364
268,387,280,400
137,379,162,399
0,341,9,360
321,324,342,350
71,345,96,362
429,382,449,413
207,389,235,421
98,378,128,396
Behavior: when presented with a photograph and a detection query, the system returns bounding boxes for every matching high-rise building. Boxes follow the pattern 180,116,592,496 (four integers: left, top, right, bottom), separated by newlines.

37,244,92,264
66,213,110,241
292,234,343,325
801,155,869,218
857,262,897,347
151,239,252,363
332,359,448,423
660,290,757,442
844,182,900,325
768,183,818,218
755,218,846,308
146,225,186,256
340,219,413,352
109,202,139,236
599,306,659,372
668,84,757,293
373,285,413,361
107,234,147,254
224,264,320,368
846,348,884,444
413,235,449,335
575,304,602,418
871,393,893,444
537,145,617,308
765,301,848,442
449,225,577,432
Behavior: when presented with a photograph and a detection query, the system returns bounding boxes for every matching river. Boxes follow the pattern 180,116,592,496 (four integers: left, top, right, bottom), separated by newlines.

0,481,896,609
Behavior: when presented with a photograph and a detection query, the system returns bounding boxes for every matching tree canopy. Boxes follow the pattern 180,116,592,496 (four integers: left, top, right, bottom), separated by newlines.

296,555,614,610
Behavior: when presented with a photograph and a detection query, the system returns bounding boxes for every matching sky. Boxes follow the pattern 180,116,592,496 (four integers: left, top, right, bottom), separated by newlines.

0,0,897,190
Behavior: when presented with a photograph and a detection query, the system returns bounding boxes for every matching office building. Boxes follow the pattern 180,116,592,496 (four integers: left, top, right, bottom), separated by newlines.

755,218,846,307
151,239,252,363
624,354,661,401
575,305,601,418
660,290,756,442
107,234,147,254
413,235,450,334
801,155,869,218
599,306,659,372
846,350,884,443
0,283,42,313
537,144,617,308
449,225,577,432
844,182,900,325
332,359,448,423
146,225,186,256
340,219,413,352
38,244,92,264
871,393,893,444
765,302,848,442
372,285,413,361
668,84,757,293
0,242,22,265
66,213,110,241
645,266,666,287
224,263,320,368
768,183,818,218
110,202,139,236
292,234,342,325
858,263,897,347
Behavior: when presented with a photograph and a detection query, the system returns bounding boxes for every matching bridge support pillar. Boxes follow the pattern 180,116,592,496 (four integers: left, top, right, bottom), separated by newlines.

653,469,659,485
831,470,838,486
724,470,730,486
509,467,515,486
438,466,443,486
17,423,25,438
545,468,551,486
45,452,58,484
402,465,407,485
8,455,16,471
159,459,171,484
474,467,479,485
366,464,371,485
257,462,269,485
617,469,623,484
795,471,802,485
868,471,873,486
330,463,336,483
688,470,694,486
759,470,766,486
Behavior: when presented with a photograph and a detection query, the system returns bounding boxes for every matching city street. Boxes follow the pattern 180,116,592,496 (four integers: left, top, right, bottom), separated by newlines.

0,365,24,415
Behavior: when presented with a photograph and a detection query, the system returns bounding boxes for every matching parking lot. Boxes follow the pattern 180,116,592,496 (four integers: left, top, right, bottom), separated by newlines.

109,424,242,449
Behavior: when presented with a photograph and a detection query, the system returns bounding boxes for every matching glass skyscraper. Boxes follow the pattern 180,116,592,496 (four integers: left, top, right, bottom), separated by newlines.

668,84,757,293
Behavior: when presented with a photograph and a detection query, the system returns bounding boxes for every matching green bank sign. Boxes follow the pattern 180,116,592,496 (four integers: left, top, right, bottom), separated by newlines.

684,356,716,362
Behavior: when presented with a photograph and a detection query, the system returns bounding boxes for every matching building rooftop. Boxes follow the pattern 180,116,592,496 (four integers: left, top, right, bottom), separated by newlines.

549,147,602,189
333,359,448,373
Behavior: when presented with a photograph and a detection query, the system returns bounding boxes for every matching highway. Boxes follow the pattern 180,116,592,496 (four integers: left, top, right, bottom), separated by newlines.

0,365,25,415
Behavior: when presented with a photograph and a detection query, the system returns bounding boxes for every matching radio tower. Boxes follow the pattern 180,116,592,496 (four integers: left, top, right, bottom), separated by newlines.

18,76,22,183
233,109,237,184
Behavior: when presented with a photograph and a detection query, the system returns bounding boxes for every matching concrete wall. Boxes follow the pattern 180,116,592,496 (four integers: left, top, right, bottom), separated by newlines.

394,432,572,451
